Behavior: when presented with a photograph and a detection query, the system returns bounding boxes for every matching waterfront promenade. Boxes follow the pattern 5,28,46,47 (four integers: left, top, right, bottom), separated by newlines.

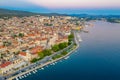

6,31,81,80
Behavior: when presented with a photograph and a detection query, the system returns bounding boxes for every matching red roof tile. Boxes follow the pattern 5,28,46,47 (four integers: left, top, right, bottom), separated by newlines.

0,62,12,68
19,52,26,56
30,46,43,55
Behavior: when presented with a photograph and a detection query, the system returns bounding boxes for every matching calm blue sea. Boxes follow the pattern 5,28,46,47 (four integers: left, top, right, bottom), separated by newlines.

21,21,120,80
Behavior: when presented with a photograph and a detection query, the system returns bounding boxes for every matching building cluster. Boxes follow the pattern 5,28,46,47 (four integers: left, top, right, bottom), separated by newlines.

0,15,82,75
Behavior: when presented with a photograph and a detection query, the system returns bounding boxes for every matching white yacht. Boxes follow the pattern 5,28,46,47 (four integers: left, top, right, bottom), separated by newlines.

19,76,22,79
65,56,70,60
32,71,36,74
16,77,19,80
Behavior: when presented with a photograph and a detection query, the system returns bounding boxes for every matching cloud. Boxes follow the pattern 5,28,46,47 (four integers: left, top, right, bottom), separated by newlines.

0,0,120,9
28,0,120,9
0,0,29,8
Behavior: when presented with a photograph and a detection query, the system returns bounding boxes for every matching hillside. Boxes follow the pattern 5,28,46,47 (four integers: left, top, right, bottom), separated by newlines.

0,8,68,18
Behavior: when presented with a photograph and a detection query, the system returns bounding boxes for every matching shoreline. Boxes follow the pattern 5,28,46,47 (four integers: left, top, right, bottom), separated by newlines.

7,38,80,80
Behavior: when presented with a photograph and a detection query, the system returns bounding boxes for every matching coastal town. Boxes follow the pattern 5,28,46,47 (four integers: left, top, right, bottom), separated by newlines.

0,15,83,80
0,0,120,79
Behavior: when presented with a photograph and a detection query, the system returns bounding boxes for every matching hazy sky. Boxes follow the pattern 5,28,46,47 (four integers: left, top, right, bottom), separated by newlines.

0,0,120,15
29,0,120,8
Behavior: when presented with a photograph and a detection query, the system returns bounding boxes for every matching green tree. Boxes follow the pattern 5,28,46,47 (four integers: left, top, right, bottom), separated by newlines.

58,42,68,50
68,33,74,38
68,33,74,41
18,33,24,37
42,49,52,56
68,33,74,45
68,39,72,45
52,54,62,60
30,58,38,63
61,51,68,55
38,52,44,59
52,44,59,52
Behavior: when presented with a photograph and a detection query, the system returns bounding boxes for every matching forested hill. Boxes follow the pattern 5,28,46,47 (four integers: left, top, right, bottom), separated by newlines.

0,8,68,18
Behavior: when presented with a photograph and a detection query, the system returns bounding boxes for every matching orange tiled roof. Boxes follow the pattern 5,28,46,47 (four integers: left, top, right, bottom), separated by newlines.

0,61,12,68
30,46,43,55
0,46,5,49
41,38,47,41
19,52,26,56
28,34,35,36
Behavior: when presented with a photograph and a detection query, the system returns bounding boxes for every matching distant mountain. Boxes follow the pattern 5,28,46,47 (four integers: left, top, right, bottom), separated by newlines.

0,8,38,17
69,14,89,17
0,8,68,18
70,14,120,23
70,14,120,18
